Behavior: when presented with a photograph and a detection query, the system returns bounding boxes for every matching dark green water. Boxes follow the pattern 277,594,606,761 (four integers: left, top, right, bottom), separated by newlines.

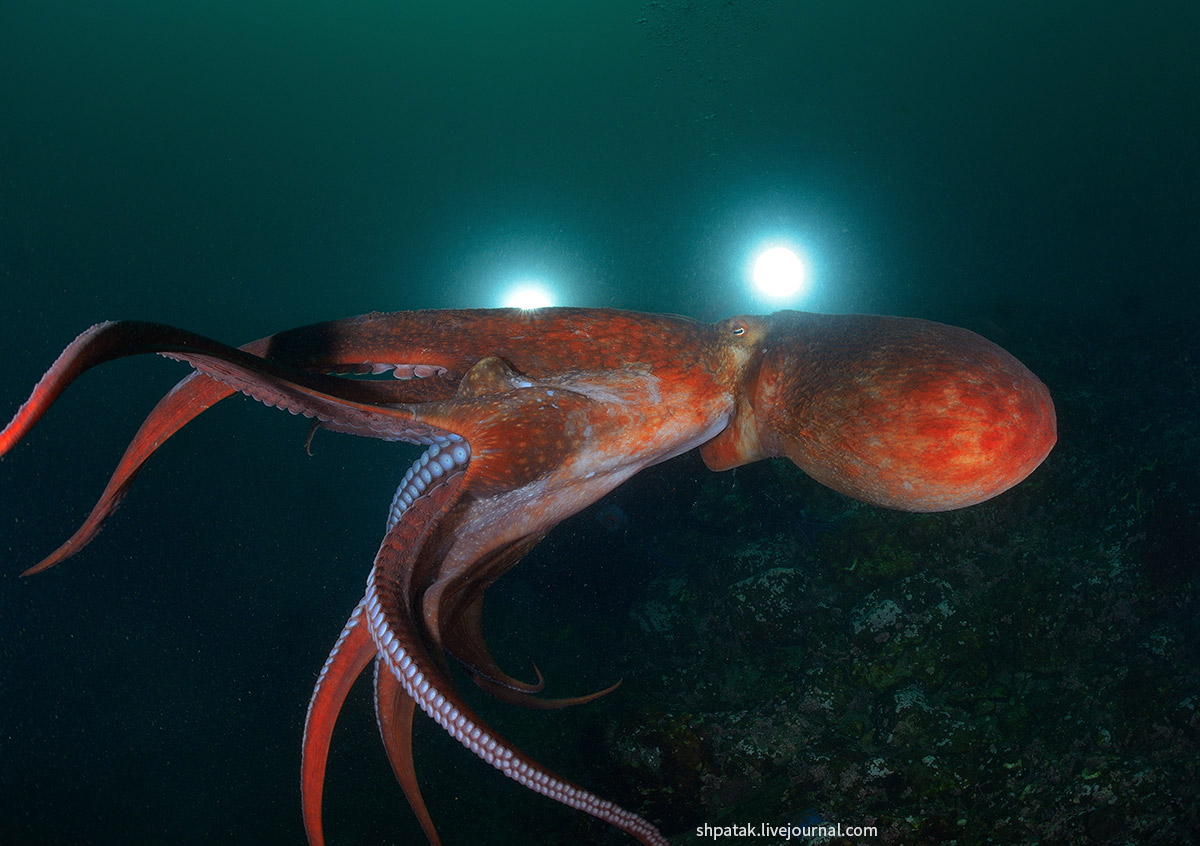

2,2,1197,844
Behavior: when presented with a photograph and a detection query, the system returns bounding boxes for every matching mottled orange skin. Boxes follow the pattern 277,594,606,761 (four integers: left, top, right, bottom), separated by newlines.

700,311,1056,511
1,307,1055,845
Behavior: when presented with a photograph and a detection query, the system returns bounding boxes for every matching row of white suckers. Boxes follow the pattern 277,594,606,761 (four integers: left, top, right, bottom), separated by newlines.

370,434,669,845
386,439,471,531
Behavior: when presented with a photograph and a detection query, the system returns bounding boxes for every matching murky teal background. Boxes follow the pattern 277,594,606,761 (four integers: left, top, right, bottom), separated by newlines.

2,2,1196,844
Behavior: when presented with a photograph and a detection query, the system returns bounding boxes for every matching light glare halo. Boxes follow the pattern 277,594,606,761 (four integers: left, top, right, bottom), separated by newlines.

502,283,555,309
752,246,809,299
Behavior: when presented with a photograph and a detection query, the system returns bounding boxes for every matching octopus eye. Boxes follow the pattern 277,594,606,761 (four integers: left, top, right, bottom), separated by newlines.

731,320,747,337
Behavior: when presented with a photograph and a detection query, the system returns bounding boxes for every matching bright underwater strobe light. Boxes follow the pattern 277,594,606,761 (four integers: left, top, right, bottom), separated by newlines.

501,282,555,309
752,245,809,301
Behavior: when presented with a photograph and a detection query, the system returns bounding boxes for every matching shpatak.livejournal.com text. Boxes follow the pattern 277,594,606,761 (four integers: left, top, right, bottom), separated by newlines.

696,821,878,840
